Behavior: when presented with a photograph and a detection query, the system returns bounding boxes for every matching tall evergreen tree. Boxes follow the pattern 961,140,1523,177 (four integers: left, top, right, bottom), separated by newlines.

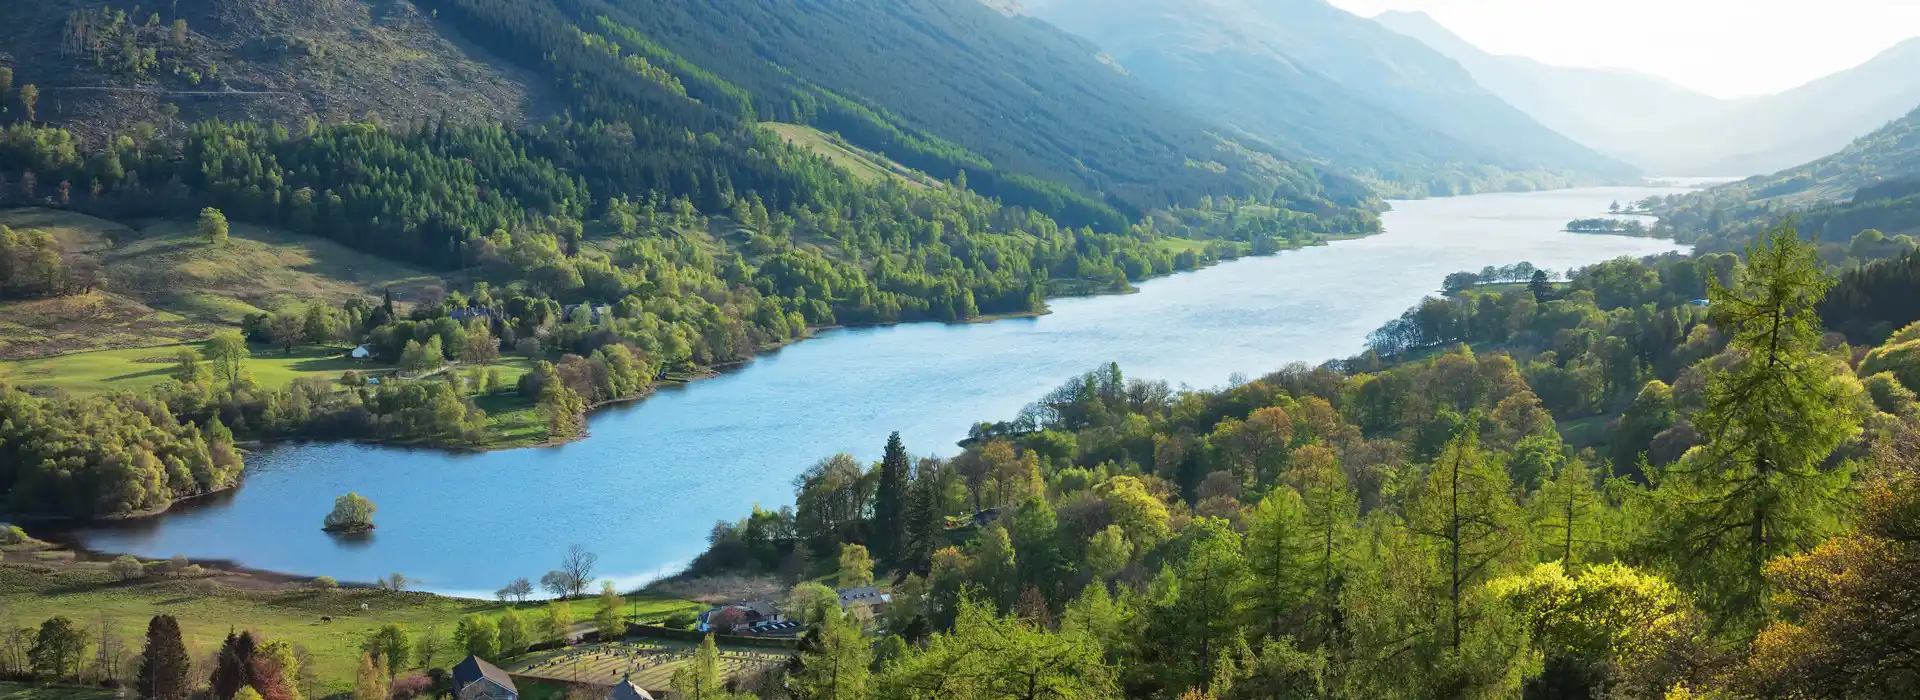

901,464,942,576
1647,221,1861,637
872,431,911,563
136,615,193,700
210,631,257,700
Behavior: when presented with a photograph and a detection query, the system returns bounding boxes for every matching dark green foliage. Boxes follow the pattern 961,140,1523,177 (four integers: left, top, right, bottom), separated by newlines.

29,615,88,680
210,630,258,700
871,431,910,563
137,614,194,700
1820,249,1920,342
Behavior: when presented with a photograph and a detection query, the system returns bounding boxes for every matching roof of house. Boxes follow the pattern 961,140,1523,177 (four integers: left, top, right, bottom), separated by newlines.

610,678,655,700
737,600,781,618
452,655,517,695
837,586,886,604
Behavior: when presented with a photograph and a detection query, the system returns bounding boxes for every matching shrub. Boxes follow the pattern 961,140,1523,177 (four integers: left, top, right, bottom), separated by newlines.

110,555,145,580
0,525,28,545
663,611,697,630
312,575,339,590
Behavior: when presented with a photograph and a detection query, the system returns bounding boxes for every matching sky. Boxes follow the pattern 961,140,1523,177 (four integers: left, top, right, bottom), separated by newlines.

1327,0,1920,99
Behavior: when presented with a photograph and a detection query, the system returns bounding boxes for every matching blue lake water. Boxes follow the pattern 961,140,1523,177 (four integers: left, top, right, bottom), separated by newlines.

51,186,1689,596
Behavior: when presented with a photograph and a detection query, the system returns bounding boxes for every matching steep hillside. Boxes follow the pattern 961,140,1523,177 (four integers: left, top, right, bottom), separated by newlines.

1374,10,1731,167
1015,0,1635,196
0,0,553,145
1657,106,1920,248
530,0,1373,225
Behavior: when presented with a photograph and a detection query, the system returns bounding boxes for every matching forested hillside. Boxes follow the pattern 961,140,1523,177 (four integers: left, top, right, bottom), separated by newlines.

1656,106,1920,252
1015,0,1637,197
683,226,1920,698
0,0,1380,517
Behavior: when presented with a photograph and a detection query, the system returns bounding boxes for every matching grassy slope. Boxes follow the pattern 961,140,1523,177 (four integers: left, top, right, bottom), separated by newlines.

760,123,929,188
0,208,446,359
0,560,700,696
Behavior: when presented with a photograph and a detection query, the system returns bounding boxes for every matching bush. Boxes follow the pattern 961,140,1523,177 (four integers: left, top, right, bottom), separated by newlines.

0,525,28,545
169,554,190,574
662,611,697,630
181,564,206,577
110,555,145,581
311,575,339,590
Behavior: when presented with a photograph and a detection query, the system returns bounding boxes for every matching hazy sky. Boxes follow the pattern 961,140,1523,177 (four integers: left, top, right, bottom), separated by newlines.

1327,0,1920,99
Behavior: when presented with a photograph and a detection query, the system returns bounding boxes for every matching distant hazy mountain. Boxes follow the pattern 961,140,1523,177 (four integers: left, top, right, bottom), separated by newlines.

1660,105,1920,250
1372,11,1730,157
1011,0,1635,195
1375,11,1920,178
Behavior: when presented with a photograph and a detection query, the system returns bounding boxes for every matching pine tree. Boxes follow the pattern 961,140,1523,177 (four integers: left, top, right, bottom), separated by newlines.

872,431,911,562
1648,221,1861,637
900,466,941,576
136,615,193,700
210,631,257,700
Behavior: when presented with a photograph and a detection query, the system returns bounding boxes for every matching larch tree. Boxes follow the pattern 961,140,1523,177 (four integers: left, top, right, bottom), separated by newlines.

351,652,386,700
1243,486,1314,640
1530,459,1610,567
1405,431,1527,652
790,609,871,700
1647,221,1861,637
1290,445,1357,646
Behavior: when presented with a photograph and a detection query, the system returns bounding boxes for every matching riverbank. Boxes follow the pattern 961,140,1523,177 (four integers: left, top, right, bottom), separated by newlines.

309,229,1381,456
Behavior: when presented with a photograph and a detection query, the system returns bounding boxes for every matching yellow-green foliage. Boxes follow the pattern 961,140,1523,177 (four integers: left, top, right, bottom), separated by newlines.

1860,338,1920,395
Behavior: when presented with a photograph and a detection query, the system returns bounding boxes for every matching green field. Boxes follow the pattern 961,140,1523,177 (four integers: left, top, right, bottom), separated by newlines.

0,343,377,396
1154,237,1217,255
0,561,700,696
0,682,118,700
0,208,446,359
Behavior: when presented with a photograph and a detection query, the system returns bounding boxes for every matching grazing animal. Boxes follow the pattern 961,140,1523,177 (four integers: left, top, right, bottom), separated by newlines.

320,616,333,623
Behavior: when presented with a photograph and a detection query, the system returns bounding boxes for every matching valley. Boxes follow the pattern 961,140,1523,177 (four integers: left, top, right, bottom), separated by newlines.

2,0,1919,698
40,185,1685,594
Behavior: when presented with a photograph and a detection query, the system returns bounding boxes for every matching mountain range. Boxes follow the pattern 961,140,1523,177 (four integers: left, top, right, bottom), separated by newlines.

1375,10,1920,178
1011,0,1636,195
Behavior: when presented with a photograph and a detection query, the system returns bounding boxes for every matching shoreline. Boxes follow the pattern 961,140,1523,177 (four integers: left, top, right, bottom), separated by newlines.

8,184,1692,589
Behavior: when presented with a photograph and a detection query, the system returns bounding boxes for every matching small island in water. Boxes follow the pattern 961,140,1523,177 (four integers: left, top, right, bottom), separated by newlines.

1566,217,1651,235
320,492,377,534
